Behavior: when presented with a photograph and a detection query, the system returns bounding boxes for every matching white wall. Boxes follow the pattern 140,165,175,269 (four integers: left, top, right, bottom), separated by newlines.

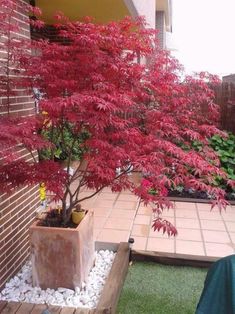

124,0,156,29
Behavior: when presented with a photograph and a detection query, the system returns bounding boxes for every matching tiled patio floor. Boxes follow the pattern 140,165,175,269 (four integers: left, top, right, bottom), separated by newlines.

80,188,235,260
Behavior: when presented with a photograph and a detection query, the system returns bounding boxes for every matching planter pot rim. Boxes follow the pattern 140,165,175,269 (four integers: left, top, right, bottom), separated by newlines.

30,210,94,232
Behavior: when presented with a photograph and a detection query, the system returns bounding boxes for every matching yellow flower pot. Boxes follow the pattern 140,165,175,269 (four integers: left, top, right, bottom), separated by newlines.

72,210,85,225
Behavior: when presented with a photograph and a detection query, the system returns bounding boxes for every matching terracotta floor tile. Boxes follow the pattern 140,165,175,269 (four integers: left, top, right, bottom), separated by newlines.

146,238,175,253
94,199,115,208
176,228,202,241
93,207,111,217
114,201,137,210
137,206,153,215
131,224,150,237
202,230,230,243
119,189,134,195
81,201,97,210
228,232,235,243
134,215,151,225
205,242,235,257
109,209,136,219
98,193,118,201
175,209,198,219
77,185,235,258
80,197,97,205
149,228,172,239
221,212,235,222
97,229,130,243
175,202,197,210
200,219,226,231
132,236,147,251
198,211,222,220
104,217,133,230
101,187,113,193
225,221,235,232
117,194,138,201
176,218,200,229
162,208,175,218
196,203,214,211
176,240,205,256
78,191,95,198
154,216,175,225
94,217,107,228
224,205,235,212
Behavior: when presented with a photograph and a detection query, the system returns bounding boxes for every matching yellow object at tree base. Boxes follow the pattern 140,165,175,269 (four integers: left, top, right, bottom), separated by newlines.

72,210,85,225
39,183,46,202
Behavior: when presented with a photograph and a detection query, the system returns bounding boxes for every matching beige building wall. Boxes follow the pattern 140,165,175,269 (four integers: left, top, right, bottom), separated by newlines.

124,0,156,29
124,0,172,49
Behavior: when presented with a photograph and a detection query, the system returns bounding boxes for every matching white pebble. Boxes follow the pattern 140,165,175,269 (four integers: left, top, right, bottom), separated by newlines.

0,250,115,308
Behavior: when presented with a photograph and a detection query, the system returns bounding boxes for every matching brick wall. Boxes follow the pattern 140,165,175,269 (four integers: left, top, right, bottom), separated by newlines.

0,0,40,290
31,24,71,45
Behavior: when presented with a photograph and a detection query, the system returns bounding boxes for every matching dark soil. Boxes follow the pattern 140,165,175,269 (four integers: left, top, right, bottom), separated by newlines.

37,209,78,228
168,188,235,201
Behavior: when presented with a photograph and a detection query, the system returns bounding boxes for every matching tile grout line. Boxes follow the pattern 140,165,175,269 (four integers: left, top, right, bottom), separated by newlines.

195,203,207,257
104,191,120,222
112,191,121,208
131,197,141,241
130,197,141,244
145,203,175,253
145,203,153,251
96,191,120,237
99,191,139,242
221,206,234,250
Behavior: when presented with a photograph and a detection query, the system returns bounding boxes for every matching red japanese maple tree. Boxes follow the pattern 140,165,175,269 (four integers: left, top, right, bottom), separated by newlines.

0,4,232,232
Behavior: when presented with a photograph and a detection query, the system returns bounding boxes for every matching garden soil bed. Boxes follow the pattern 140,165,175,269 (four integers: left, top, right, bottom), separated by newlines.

0,242,130,314
168,189,235,205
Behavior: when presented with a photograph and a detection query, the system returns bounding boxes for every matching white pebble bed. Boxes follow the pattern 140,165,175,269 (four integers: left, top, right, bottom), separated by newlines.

0,250,115,308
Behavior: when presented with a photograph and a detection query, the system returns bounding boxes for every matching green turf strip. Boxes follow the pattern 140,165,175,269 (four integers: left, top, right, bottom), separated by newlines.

117,261,207,314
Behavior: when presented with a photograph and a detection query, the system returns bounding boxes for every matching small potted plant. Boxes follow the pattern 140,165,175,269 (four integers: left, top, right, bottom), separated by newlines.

71,203,86,225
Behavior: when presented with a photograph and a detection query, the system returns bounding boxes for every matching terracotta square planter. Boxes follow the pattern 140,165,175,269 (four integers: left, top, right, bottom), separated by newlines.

29,211,94,290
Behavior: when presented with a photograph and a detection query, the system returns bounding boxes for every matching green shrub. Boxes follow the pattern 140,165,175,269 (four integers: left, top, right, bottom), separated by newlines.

210,133,235,181
39,123,90,162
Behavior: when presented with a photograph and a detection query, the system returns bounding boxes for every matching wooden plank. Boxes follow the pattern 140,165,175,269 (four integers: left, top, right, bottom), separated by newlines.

47,305,61,313
30,304,48,314
94,308,111,314
16,303,34,313
74,308,90,314
0,302,21,313
60,307,76,314
96,242,130,314
73,307,99,314
132,250,216,268
0,301,8,312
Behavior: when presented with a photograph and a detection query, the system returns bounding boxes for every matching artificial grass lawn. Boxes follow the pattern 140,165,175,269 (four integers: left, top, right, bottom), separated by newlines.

117,261,207,314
